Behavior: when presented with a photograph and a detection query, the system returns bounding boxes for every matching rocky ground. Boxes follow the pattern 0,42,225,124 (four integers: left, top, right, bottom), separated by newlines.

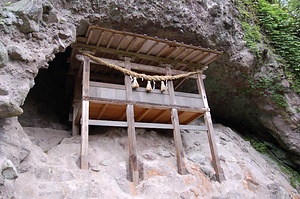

0,117,299,198
0,0,299,166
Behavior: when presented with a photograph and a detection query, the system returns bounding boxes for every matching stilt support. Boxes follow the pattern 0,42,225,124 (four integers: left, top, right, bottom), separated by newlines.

196,73,225,182
80,100,89,169
80,55,90,169
171,108,187,175
72,102,80,136
126,104,139,185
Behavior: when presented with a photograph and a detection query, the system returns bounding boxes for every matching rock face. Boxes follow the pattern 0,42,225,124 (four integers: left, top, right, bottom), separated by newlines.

0,117,299,198
0,0,299,164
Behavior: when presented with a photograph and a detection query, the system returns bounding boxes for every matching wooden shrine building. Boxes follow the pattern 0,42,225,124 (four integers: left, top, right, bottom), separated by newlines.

69,26,225,184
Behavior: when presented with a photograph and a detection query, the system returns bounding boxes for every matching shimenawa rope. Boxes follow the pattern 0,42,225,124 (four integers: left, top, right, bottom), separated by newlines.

82,52,201,81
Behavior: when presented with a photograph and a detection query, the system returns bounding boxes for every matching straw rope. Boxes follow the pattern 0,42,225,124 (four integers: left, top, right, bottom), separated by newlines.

82,53,201,81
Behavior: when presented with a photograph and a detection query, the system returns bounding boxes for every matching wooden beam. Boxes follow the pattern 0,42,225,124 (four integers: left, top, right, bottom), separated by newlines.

96,32,104,46
76,55,199,78
146,41,159,55
126,104,139,185
87,97,209,113
126,37,137,51
80,55,90,170
72,102,80,136
82,26,222,55
88,119,208,130
196,73,225,182
72,43,206,69
117,111,127,121
106,33,115,48
75,107,82,125
181,113,203,125
203,54,219,66
167,67,176,105
136,109,151,121
124,57,132,101
196,52,211,64
116,35,126,50
174,77,188,90
152,110,169,123
96,104,108,119
171,108,187,175
86,30,94,44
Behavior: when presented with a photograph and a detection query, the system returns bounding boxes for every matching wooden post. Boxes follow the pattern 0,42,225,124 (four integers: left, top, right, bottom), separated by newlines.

171,108,187,175
124,57,139,185
72,102,80,136
196,73,225,182
167,67,176,105
72,68,82,136
126,104,139,185
124,58,132,101
80,55,90,169
167,67,187,175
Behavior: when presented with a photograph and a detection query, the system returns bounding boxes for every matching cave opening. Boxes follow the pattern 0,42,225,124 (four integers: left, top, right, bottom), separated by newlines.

19,47,73,130
17,42,299,171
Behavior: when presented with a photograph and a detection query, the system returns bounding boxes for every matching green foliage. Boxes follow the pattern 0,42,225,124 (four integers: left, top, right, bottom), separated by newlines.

245,134,300,189
245,75,287,107
248,138,268,153
235,0,300,94
256,0,300,93
278,164,300,189
241,21,262,56
234,0,263,57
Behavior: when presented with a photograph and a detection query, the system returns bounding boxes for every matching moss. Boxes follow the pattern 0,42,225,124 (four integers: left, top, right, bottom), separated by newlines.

244,134,300,189
278,164,300,189
246,137,268,153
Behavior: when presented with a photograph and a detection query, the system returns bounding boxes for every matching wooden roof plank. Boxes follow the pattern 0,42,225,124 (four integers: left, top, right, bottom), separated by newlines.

73,43,206,69
125,37,137,51
87,26,221,54
106,33,115,48
96,32,104,46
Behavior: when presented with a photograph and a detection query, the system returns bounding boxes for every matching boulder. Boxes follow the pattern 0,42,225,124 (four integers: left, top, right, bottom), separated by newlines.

7,45,27,61
0,42,8,68
1,159,18,180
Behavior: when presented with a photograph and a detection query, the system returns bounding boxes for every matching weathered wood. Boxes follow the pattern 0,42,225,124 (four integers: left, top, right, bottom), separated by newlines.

74,71,82,100
196,73,225,182
171,108,187,175
96,104,108,119
80,55,90,170
126,104,139,185
167,67,176,105
136,109,151,121
82,56,90,99
76,55,200,78
88,119,209,130
180,112,203,125
73,43,206,69
72,102,80,136
83,26,221,54
124,57,132,101
174,77,188,90
117,110,127,121
88,97,208,113
152,110,169,123
80,100,89,169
